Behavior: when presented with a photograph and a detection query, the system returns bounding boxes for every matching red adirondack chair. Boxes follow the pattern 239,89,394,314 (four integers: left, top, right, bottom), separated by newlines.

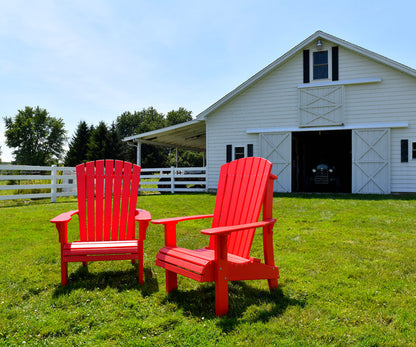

152,157,279,316
50,160,151,286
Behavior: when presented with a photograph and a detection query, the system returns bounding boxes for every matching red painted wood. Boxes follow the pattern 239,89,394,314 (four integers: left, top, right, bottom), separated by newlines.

127,165,141,239
119,161,132,240
153,157,279,316
50,160,151,286
95,160,105,241
111,161,123,240
86,161,95,241
103,160,114,241
76,164,87,241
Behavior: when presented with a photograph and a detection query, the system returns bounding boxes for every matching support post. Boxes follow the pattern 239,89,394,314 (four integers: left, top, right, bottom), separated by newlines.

136,141,142,167
51,165,57,203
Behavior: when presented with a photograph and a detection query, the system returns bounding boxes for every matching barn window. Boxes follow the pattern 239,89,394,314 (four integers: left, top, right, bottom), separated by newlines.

234,147,245,160
303,46,338,83
226,144,254,162
313,51,329,80
412,142,416,160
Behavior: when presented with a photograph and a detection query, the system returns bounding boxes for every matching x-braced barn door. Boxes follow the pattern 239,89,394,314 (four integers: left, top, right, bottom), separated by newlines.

352,128,390,194
259,132,291,192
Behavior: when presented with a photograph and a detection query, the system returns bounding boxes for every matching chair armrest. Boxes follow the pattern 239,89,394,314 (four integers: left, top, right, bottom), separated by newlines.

50,210,79,224
151,214,214,225
135,209,151,240
50,210,79,244
200,218,276,236
135,209,151,222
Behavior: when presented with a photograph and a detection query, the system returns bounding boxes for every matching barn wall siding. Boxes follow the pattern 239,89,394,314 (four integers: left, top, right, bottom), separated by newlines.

205,44,416,193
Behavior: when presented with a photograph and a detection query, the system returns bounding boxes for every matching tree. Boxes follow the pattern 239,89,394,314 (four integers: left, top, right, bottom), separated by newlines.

4,106,66,165
115,107,167,167
107,122,124,160
166,107,193,126
165,107,203,167
64,121,93,166
86,121,111,161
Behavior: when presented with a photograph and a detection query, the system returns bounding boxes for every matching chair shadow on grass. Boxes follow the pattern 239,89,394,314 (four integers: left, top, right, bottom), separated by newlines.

52,263,159,298
163,281,304,332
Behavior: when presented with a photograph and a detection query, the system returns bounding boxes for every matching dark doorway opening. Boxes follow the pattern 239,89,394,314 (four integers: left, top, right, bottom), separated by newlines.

292,130,351,193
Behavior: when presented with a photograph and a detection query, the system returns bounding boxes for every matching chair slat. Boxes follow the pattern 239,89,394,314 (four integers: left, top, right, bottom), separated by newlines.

76,163,87,241
111,161,123,240
127,165,141,239
119,162,132,240
95,160,105,241
103,160,114,241
86,161,96,241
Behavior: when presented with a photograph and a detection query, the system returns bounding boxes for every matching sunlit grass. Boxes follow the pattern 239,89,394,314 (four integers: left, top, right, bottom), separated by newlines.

1,193,415,345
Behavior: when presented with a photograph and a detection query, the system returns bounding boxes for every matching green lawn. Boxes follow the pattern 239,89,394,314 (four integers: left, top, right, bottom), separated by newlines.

0,194,415,346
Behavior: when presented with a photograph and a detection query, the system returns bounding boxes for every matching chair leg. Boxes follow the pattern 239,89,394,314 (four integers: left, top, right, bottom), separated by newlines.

82,262,88,267
61,261,68,286
215,276,229,316
166,270,177,293
138,242,143,284
268,278,279,290
138,254,143,285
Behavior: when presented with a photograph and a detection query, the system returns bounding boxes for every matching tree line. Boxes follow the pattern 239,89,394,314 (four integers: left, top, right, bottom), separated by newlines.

3,106,203,167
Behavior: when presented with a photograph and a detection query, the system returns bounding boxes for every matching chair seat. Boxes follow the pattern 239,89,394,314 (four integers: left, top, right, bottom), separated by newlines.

64,240,140,256
155,246,260,282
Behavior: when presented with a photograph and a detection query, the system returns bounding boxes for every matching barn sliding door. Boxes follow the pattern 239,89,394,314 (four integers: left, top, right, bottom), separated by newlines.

259,132,291,192
352,128,390,194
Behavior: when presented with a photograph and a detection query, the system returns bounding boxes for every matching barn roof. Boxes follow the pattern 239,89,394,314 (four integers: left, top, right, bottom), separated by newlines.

124,30,416,151
123,119,206,151
196,30,416,120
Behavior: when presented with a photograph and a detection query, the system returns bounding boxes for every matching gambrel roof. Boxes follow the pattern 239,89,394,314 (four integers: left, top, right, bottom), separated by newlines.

196,30,416,120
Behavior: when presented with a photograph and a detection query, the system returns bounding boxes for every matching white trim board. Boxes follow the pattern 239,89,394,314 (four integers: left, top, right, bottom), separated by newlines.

246,122,408,134
297,77,382,89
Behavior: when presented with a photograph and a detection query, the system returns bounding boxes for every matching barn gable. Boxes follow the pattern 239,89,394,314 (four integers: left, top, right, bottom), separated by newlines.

200,31,416,193
124,30,416,194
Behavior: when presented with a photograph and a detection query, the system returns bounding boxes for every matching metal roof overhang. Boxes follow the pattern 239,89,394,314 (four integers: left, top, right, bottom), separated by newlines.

123,119,206,152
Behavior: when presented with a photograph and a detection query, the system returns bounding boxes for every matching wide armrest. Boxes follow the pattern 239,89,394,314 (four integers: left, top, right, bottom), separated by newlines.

50,210,79,224
135,209,152,222
152,214,214,225
200,218,276,236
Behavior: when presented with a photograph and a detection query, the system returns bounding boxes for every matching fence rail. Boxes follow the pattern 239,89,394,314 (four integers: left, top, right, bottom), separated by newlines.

0,164,207,202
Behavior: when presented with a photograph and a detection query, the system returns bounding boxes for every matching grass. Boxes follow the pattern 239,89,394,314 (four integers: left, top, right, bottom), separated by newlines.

0,193,416,346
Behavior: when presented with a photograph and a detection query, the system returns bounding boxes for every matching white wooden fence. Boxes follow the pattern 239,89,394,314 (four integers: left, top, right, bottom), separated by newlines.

0,164,207,202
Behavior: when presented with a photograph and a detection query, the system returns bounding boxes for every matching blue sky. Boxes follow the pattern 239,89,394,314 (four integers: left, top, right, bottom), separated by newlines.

1,0,415,162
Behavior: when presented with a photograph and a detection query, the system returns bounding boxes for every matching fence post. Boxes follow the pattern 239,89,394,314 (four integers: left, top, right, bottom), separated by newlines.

51,165,57,203
170,166,175,194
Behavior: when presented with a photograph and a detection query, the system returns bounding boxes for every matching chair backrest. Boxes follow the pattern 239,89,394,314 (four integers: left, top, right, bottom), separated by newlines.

208,157,274,258
76,160,141,242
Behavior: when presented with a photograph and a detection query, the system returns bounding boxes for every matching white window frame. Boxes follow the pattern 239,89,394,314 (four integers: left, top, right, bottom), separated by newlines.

234,146,245,160
310,48,332,82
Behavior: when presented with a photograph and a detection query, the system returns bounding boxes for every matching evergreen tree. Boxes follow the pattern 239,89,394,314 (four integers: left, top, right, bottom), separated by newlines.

86,121,111,161
107,122,124,160
64,121,92,166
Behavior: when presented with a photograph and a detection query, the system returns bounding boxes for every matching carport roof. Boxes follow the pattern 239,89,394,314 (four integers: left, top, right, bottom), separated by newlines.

123,119,206,152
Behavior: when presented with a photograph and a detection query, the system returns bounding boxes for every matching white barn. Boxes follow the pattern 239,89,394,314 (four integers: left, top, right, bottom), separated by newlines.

124,31,416,194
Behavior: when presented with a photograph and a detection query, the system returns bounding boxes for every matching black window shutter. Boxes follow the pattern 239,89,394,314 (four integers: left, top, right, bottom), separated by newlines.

303,50,310,83
332,46,339,81
226,144,232,163
247,144,253,157
401,139,409,162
